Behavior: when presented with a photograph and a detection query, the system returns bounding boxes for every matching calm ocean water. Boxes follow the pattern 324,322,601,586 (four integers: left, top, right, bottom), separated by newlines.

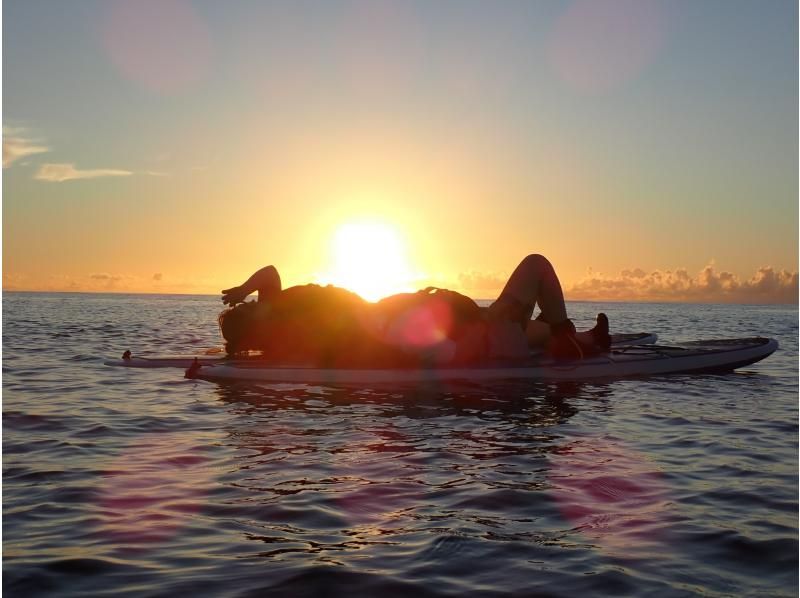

3,292,798,597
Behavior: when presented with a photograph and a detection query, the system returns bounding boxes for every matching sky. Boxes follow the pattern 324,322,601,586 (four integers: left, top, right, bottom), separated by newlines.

3,0,798,303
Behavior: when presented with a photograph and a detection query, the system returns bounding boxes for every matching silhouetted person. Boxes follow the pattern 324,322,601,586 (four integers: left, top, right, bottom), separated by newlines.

220,255,609,363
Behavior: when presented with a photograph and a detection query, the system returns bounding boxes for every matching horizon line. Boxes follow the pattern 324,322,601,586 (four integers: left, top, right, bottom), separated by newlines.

3,288,798,307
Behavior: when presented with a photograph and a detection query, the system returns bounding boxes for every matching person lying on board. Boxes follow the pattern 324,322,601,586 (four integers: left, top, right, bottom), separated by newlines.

219,255,610,366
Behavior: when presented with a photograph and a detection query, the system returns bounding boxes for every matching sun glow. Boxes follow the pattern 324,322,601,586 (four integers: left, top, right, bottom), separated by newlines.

319,220,417,301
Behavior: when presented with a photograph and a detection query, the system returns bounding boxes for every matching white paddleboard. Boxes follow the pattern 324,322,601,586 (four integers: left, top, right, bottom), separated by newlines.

184,338,777,384
104,332,659,369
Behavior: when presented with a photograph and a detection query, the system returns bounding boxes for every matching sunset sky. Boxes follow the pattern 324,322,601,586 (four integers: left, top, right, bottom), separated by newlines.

3,0,798,303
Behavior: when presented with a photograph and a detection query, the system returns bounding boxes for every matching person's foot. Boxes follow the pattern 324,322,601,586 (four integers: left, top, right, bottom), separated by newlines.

580,312,610,350
548,313,610,360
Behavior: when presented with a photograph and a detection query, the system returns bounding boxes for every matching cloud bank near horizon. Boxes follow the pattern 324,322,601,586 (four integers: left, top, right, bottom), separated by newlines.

567,264,798,304
3,264,798,305
455,263,798,304
2,271,217,295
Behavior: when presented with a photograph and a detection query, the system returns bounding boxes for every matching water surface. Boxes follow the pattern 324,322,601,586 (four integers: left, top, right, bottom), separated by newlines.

4,293,798,596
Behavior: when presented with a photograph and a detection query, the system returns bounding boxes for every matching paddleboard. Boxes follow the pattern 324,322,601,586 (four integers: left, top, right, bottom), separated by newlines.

184,337,777,384
104,332,659,369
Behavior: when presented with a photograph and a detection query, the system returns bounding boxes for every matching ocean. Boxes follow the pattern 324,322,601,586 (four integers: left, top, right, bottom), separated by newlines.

3,292,798,597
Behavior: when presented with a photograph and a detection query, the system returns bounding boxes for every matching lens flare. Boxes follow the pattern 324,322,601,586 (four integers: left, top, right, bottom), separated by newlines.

548,435,670,556
101,0,212,95
95,431,213,549
547,0,666,94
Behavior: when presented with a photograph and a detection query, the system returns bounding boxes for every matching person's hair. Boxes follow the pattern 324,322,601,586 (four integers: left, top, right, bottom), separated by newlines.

218,301,268,355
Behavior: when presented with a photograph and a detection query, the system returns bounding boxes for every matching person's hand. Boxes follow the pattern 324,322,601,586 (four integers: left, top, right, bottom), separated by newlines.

221,286,249,306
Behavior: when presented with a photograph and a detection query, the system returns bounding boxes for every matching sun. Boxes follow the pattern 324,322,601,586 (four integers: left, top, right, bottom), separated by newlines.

319,220,417,301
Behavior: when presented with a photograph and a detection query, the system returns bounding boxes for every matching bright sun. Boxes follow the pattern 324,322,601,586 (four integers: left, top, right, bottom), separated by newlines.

319,220,417,301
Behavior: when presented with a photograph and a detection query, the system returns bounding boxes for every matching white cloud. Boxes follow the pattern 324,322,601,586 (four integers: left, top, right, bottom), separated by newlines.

35,163,133,182
450,262,798,304
3,126,49,167
568,263,798,304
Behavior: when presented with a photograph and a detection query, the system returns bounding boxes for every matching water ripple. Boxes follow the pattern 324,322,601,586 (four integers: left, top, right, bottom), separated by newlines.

3,294,797,597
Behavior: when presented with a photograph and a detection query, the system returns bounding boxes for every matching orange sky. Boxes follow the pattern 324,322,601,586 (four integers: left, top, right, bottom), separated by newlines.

3,1,798,304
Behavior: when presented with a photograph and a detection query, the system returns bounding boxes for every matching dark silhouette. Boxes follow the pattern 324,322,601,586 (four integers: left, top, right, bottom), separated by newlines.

219,254,610,365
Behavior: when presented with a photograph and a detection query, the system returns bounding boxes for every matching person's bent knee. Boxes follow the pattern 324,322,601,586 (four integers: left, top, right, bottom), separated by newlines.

520,254,552,272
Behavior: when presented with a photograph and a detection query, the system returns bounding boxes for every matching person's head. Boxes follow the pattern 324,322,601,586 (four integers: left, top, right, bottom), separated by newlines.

218,301,270,355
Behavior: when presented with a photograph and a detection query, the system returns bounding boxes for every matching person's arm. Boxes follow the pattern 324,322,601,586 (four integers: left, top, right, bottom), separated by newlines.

221,265,282,305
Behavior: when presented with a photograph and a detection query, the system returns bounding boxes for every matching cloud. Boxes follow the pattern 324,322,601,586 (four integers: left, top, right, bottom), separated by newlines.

450,262,798,304
35,163,133,182
568,263,798,304
4,125,144,179
4,269,223,294
3,271,30,290
90,273,123,283
3,126,49,167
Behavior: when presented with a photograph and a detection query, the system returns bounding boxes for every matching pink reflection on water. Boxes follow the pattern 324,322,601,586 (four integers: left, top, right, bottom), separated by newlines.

547,0,667,94
96,432,211,548
101,0,212,94
335,425,418,526
548,435,670,556
336,482,417,527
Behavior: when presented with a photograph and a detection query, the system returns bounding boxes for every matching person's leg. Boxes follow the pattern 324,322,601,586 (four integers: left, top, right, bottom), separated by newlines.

488,254,610,356
488,254,568,326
